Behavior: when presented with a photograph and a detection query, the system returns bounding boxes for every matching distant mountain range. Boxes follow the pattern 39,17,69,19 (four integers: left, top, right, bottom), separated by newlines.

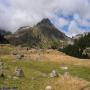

72,32,90,40
6,18,71,48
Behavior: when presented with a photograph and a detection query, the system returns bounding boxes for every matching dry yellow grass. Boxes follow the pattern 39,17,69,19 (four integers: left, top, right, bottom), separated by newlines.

1,45,90,68
13,48,90,67
53,75,90,90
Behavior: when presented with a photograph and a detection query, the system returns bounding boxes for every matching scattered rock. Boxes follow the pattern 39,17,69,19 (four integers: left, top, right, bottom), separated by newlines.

15,67,24,77
16,55,21,59
45,86,53,90
50,70,59,78
61,66,68,70
0,72,5,78
12,52,18,55
16,54,24,60
26,47,29,51
21,54,24,57
0,73,5,77
13,76,19,80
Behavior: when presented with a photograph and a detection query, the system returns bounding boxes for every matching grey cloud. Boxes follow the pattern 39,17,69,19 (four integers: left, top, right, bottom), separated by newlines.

0,0,90,36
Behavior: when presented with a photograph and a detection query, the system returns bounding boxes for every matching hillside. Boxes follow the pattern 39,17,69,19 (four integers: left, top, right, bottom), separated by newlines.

6,18,70,48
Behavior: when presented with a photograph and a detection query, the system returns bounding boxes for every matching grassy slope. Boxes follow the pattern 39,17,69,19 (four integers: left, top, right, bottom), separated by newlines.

0,45,90,90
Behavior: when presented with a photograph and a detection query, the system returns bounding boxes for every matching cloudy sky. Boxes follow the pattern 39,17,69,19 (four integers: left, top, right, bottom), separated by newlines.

0,0,90,37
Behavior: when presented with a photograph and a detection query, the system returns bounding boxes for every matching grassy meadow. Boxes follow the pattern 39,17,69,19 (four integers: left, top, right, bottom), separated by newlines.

0,44,90,90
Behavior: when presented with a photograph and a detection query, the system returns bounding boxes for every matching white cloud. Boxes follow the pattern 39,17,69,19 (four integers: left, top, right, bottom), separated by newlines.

67,20,86,37
0,0,90,36
57,18,69,27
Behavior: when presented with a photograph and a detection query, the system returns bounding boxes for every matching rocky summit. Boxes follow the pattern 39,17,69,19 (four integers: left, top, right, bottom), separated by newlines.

6,18,70,48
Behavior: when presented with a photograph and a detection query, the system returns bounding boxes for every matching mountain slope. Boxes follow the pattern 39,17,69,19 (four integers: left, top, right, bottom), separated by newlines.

7,18,70,48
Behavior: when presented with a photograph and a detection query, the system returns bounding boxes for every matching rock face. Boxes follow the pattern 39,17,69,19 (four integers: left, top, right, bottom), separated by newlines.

7,18,70,48
50,70,59,78
15,67,24,77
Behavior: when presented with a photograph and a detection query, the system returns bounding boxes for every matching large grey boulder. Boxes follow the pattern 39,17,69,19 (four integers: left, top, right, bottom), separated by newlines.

50,70,59,78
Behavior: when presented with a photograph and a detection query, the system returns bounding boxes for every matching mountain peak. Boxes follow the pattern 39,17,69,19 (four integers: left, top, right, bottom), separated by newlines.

7,18,70,48
37,18,53,26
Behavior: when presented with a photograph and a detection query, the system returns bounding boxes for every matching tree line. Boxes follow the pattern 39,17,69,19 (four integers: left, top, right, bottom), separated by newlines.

62,33,90,59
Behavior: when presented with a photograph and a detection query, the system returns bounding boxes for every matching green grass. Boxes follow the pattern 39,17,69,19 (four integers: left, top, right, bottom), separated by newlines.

68,66,90,81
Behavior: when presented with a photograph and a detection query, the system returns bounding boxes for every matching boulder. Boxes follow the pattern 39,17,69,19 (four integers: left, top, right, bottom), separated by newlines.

15,67,24,77
50,70,59,78
45,86,53,90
